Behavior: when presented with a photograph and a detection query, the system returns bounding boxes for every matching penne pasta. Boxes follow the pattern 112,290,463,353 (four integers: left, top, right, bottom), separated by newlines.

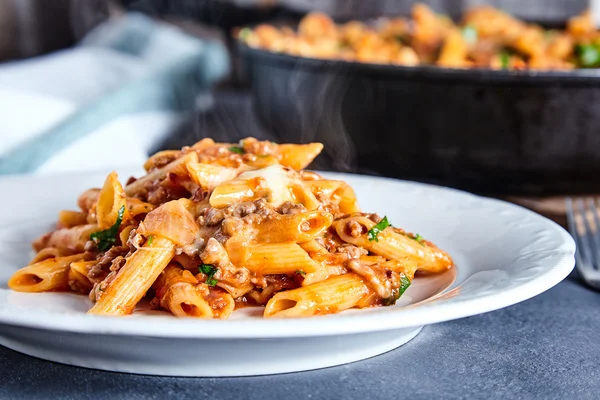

264,273,370,317
154,264,213,318
43,224,98,253
243,242,319,275
9,254,87,293
186,162,241,191
277,143,324,171
9,136,452,319
334,216,452,273
68,260,97,294
124,152,198,197
88,236,175,315
254,211,333,244
58,210,89,228
96,172,128,229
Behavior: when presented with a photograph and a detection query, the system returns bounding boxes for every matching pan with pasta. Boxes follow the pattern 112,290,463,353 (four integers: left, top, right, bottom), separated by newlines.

239,3,600,70
8,138,453,319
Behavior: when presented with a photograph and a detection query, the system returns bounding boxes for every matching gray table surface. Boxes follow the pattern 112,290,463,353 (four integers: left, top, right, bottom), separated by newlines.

2,92,599,399
1,275,599,400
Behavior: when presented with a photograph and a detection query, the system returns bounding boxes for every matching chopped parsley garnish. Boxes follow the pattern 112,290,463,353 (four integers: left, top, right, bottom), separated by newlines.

382,274,412,306
90,205,125,251
461,25,478,44
199,264,218,287
395,35,409,45
413,233,425,245
399,274,411,297
295,270,306,277
239,27,252,41
575,44,600,68
229,146,245,154
147,235,154,245
368,216,391,242
500,51,511,69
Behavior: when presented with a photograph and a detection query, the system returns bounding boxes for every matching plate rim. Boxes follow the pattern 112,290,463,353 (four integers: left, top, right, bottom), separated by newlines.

0,171,576,338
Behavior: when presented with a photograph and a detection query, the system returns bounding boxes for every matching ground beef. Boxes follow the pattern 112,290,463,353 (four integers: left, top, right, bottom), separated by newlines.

368,213,382,223
84,239,97,253
149,154,178,171
88,246,129,280
336,244,368,260
347,219,364,237
279,201,306,215
110,256,126,272
191,187,208,202
203,201,263,227
126,228,142,253
204,208,226,226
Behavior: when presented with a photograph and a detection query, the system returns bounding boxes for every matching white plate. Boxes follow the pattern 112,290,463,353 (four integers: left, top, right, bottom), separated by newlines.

0,171,575,376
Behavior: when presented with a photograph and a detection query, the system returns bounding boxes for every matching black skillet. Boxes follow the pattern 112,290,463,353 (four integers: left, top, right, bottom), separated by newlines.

239,41,600,196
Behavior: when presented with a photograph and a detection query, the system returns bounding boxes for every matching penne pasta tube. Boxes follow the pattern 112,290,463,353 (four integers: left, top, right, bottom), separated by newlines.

210,164,320,210
124,152,198,197
209,177,262,208
96,172,128,229
277,143,324,171
305,179,344,199
77,188,100,214
305,180,360,213
144,150,181,171
186,162,240,191
44,224,98,253
68,260,97,294
57,210,88,228
301,264,346,286
119,225,136,247
8,254,87,292
437,29,469,67
88,236,175,316
126,198,155,218
334,216,452,273
30,247,67,264
336,183,360,214
155,264,213,318
243,243,318,275
264,273,369,317
254,211,333,244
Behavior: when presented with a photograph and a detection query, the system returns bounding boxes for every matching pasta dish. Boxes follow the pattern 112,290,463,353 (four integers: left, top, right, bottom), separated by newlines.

8,138,452,318
239,3,600,70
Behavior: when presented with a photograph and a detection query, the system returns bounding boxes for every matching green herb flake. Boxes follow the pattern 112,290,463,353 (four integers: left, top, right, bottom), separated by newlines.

199,264,218,287
398,274,411,297
147,235,154,245
295,270,306,277
382,274,412,306
90,205,125,251
576,44,600,68
395,35,409,45
500,52,511,69
413,233,425,245
367,216,391,242
229,146,245,154
462,25,478,44
239,27,252,41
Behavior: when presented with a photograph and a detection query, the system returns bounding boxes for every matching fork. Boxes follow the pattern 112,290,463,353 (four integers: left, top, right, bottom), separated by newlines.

566,197,600,289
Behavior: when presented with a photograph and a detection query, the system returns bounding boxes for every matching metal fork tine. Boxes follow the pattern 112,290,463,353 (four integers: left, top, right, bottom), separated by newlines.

566,198,585,267
577,198,596,268
588,198,600,269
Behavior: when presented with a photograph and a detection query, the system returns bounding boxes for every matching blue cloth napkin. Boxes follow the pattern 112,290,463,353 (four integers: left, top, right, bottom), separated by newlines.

0,12,229,175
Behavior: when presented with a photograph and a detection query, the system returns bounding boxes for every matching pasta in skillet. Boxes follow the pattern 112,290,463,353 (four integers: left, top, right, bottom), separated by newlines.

8,138,453,318
240,3,600,70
